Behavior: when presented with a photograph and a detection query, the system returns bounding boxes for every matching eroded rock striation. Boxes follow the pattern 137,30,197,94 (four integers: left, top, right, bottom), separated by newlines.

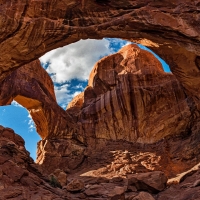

0,125,67,199
0,0,200,139
67,44,193,144
38,45,200,182
1,1,200,199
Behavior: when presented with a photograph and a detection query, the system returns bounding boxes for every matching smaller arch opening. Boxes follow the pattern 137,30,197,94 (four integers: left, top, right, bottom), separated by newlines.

0,101,40,161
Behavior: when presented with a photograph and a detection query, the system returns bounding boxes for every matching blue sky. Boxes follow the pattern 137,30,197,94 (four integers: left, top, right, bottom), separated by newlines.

0,38,170,160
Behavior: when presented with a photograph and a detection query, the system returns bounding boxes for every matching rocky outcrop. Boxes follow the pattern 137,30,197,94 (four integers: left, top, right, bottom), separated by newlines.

37,138,86,174
0,125,68,199
0,59,77,139
0,1,200,141
127,171,167,193
1,44,194,144
1,1,200,198
2,124,200,199
67,44,193,144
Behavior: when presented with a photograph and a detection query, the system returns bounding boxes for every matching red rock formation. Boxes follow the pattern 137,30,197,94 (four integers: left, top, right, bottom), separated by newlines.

2,124,200,199
0,0,200,100
0,125,68,199
67,44,192,144
37,45,200,184
1,1,200,198
0,59,77,139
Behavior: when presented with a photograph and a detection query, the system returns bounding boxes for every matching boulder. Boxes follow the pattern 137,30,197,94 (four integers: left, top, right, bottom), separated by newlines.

84,183,125,199
128,171,167,193
65,179,85,192
127,191,155,200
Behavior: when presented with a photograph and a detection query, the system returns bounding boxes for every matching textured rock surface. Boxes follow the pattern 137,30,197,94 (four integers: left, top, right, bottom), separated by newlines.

67,44,193,144
0,1,200,140
1,1,200,199
129,192,155,200
2,126,200,199
37,45,200,180
127,171,167,193
0,59,77,139
37,138,86,174
50,169,68,188
0,0,200,101
65,179,85,192
0,126,67,199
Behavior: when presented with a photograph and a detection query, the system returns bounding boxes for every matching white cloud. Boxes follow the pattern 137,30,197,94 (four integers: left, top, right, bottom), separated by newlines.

40,39,114,83
39,38,134,108
27,113,35,132
74,84,84,90
54,83,83,109
11,100,23,108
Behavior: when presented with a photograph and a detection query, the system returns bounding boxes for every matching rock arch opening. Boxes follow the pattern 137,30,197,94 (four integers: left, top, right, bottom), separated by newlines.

1,1,200,198
0,37,173,160
0,101,40,160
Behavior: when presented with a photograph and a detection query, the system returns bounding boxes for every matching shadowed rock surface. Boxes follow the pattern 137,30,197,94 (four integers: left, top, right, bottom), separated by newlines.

0,126,67,199
1,1,200,199
37,45,200,182
2,126,200,199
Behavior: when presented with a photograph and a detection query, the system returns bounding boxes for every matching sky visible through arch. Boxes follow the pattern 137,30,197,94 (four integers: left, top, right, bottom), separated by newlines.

0,38,170,161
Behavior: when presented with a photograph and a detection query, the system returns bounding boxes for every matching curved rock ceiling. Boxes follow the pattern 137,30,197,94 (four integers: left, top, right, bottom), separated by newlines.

0,0,200,140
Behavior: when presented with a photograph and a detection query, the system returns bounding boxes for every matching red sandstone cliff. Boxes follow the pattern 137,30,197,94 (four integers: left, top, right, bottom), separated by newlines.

37,45,200,186
67,44,192,144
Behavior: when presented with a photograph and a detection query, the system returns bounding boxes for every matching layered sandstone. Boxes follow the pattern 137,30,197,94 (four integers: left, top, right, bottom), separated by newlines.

0,60,76,139
1,1,200,199
67,44,192,144
37,45,200,182
0,0,200,140
0,0,200,101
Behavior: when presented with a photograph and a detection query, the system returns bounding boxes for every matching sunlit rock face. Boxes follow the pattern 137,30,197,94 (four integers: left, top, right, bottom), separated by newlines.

0,0,200,141
67,44,193,144
1,2,200,197
37,44,200,177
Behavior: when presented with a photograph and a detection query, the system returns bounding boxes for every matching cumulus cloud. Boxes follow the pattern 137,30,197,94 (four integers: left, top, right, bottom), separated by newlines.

54,83,83,109
40,39,114,83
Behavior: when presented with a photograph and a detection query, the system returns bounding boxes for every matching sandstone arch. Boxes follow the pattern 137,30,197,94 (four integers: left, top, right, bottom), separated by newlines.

0,0,200,96
0,60,77,139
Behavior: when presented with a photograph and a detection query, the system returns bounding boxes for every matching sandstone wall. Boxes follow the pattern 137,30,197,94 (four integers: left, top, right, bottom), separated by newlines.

67,44,194,144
